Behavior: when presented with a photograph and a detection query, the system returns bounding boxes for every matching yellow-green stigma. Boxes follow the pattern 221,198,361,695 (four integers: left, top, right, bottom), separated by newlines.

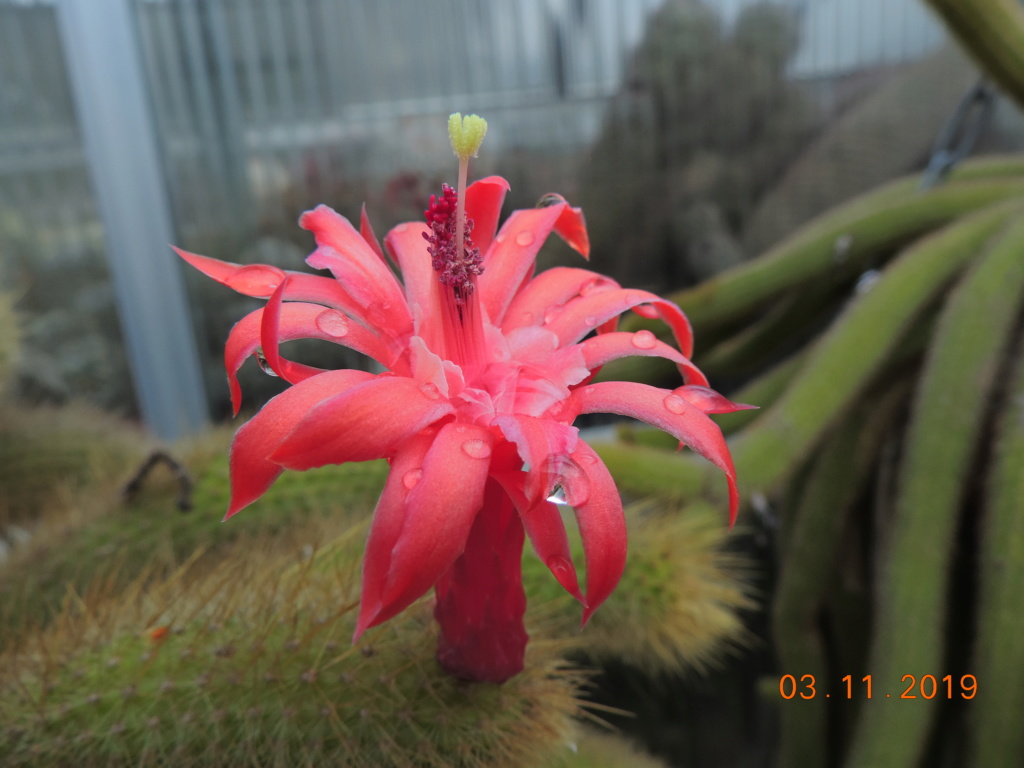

448,113,488,160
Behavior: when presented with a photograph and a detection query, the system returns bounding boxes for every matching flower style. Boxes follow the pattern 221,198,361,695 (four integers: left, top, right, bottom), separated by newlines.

176,114,751,683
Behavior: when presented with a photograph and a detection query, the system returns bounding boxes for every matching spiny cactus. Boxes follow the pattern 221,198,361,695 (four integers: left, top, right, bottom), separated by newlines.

0,541,584,768
547,728,671,768
0,423,388,647
527,501,754,675
0,404,148,531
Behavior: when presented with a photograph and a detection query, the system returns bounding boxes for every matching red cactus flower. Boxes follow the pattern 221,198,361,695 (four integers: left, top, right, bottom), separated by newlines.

176,114,751,683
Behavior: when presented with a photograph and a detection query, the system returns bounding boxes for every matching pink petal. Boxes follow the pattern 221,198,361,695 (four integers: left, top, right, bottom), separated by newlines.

358,422,494,633
225,369,376,519
269,375,455,469
574,332,710,387
224,302,406,416
478,204,571,325
543,288,695,357
355,430,435,639
673,385,757,414
502,266,619,333
561,441,626,624
567,381,740,525
300,205,411,331
493,470,584,604
384,221,441,337
174,246,357,312
359,203,387,265
465,175,511,258
492,413,579,506
260,278,327,387
553,202,590,259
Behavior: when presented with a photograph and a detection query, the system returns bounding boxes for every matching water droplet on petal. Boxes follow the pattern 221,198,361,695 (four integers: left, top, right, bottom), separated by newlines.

315,310,349,338
495,231,507,244
584,315,597,328
631,330,657,350
461,439,492,460
663,394,688,414
583,385,596,395
515,230,535,247
578,452,598,465
546,555,574,583
559,461,589,505
393,222,409,234
254,349,279,377
227,265,283,295
522,311,535,324
543,307,561,324
546,485,568,505
402,469,423,490
419,382,441,400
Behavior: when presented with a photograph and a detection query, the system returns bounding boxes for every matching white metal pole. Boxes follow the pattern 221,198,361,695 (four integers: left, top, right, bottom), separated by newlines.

55,0,208,440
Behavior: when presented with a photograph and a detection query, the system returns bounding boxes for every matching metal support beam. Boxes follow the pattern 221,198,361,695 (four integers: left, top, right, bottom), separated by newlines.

55,0,208,440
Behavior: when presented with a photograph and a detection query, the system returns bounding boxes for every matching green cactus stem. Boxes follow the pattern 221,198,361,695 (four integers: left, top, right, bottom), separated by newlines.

926,0,1024,110
595,201,1019,501
844,213,1024,768
772,380,912,768
598,174,1024,389
648,176,1024,335
546,727,670,768
967,340,1024,768
693,280,849,379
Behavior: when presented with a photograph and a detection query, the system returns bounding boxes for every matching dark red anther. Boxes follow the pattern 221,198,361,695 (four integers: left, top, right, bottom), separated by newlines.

423,183,483,303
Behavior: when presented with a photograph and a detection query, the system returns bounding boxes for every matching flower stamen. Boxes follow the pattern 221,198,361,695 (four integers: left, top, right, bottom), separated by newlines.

423,184,483,305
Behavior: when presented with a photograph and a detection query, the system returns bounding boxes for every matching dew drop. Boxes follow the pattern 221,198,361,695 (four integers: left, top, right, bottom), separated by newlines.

855,269,881,294
584,315,597,328
515,230,536,247
546,555,573,581
559,461,590,505
227,265,283,295
544,305,563,324
254,349,279,377
522,311,535,324
583,385,596,395
631,330,657,349
315,310,349,338
496,231,507,243
419,382,441,400
546,485,568,506
393,222,409,234
578,452,598,465
663,394,688,414
461,439,492,459
402,470,423,490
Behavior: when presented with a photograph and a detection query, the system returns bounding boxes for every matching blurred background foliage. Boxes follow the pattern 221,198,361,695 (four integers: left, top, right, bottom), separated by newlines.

4,0,1024,766
2,0,1022,420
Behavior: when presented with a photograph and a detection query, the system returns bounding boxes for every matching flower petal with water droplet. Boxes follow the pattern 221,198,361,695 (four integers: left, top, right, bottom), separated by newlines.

270,376,455,470
567,381,740,525
358,423,494,635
